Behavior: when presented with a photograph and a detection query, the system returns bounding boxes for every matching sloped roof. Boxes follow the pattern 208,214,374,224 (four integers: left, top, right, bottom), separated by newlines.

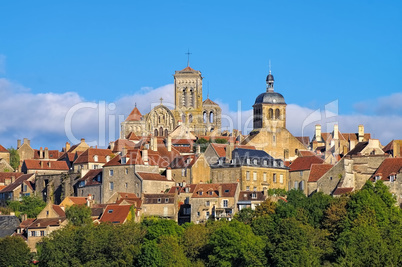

114,192,142,207
125,107,142,121
181,66,196,72
74,148,113,164
210,143,256,158
298,150,316,157
295,136,310,146
0,216,20,237
168,184,197,194
27,217,66,229
383,140,394,153
100,204,132,224
19,218,35,228
33,149,62,160
332,187,354,196
203,98,219,106
289,156,324,172
0,172,23,184
308,164,333,182
238,191,266,201
0,145,8,153
143,194,175,204
24,160,69,171
170,155,197,169
136,172,169,181
346,141,369,156
64,197,87,205
53,205,66,217
0,174,34,193
78,169,102,186
192,183,238,198
372,158,402,181
57,152,77,162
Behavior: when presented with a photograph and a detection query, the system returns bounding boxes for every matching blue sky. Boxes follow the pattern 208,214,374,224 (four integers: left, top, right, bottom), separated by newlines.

0,1,401,149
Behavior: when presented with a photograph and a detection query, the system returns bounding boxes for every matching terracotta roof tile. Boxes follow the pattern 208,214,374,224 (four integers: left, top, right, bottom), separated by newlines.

203,98,219,106
114,192,142,207
332,187,354,195
127,132,141,141
100,204,132,224
0,172,24,183
53,205,66,217
74,148,113,165
24,160,69,171
65,197,87,205
136,172,169,181
308,164,333,182
0,174,34,193
143,194,175,204
19,218,35,228
125,107,142,121
298,150,316,157
181,66,196,72
78,169,102,186
192,183,238,198
168,184,197,194
372,158,402,181
28,217,66,229
289,156,324,172
33,149,63,160
295,136,310,146
238,191,266,201
0,145,8,153
211,143,256,158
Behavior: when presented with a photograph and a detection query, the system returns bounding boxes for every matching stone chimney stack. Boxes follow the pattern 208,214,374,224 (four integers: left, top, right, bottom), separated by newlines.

44,147,49,159
142,149,149,165
167,136,172,152
40,161,44,168
23,138,29,146
315,125,322,142
122,147,126,157
109,141,115,151
151,136,157,152
65,142,70,152
358,125,364,142
40,147,44,159
349,140,356,151
17,139,21,149
166,167,172,180
333,124,339,140
81,138,85,144
218,185,222,197
196,145,201,154
225,142,235,161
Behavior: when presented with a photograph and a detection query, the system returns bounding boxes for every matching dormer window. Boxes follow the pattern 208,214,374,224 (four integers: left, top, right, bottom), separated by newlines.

209,191,213,196
253,159,258,165
199,191,203,196
185,187,189,193
106,155,110,162
390,175,395,182
247,158,250,164
165,198,169,203
94,155,98,162
263,160,267,166
252,192,257,199
375,175,380,182
108,209,113,213
157,198,161,203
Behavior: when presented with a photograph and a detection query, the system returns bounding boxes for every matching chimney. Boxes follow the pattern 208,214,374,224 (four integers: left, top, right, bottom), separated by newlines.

349,140,356,151
40,161,44,168
358,125,364,142
11,176,15,183
166,168,172,180
142,149,149,165
122,146,126,157
218,185,222,197
226,142,234,161
48,161,51,168
333,124,339,140
196,145,201,154
151,136,157,152
23,138,29,145
44,147,49,159
17,139,21,149
167,136,172,152
65,142,70,152
315,125,322,141
40,147,44,159
86,194,93,207
81,138,85,143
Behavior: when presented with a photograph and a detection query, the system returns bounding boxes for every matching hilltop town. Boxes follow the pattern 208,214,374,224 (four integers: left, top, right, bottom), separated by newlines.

0,65,401,264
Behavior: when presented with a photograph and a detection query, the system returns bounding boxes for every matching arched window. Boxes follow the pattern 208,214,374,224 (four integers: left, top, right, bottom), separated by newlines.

164,129,169,137
189,89,194,107
275,109,280,119
182,89,186,107
209,112,214,123
269,108,273,119
182,114,186,123
189,114,193,123
154,129,158,136
203,111,207,123
159,127,164,137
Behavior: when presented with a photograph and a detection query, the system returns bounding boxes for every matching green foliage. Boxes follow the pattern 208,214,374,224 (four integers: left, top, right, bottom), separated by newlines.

7,147,20,170
0,236,31,267
182,223,209,262
142,217,184,240
194,137,228,152
65,204,92,226
267,188,287,196
233,208,255,225
7,195,46,219
214,138,228,144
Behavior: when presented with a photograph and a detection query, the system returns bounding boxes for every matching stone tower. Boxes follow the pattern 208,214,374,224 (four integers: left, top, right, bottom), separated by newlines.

253,71,286,130
173,66,204,133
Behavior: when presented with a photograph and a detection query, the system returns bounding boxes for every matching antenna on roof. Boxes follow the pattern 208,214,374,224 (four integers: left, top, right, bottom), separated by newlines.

207,81,210,99
269,59,272,74
135,102,137,108
185,49,192,67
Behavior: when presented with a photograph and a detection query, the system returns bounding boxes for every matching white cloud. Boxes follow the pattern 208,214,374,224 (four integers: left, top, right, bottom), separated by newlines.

0,79,401,150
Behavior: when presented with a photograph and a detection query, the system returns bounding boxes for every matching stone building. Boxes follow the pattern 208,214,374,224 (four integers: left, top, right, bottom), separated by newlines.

142,193,178,221
72,148,113,177
121,65,222,138
371,158,402,206
0,174,35,204
242,71,307,161
382,139,402,158
0,145,10,165
288,156,325,195
75,169,102,204
211,148,289,192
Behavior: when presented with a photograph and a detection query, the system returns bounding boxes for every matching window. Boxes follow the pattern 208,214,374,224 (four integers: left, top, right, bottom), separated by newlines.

125,168,128,174
246,171,250,180
299,181,305,190
185,187,189,193
109,169,114,176
94,155,98,162
93,165,98,169
375,176,380,182
197,212,200,217
252,192,257,199
390,175,395,182
125,183,128,188
299,171,303,177
263,160,267,165
246,186,250,191
109,182,114,190
23,185,27,192
157,198,161,203
247,158,250,164
223,199,228,208
253,186,257,191
294,181,299,189
206,201,210,206
253,172,257,181
224,189,229,193
263,173,267,182
79,181,85,187
31,231,36,237
106,155,110,162
209,191,213,196
280,174,284,184
165,198,169,203
253,159,258,165
273,173,277,183
182,169,186,177
206,211,210,217
108,209,113,213
199,191,203,196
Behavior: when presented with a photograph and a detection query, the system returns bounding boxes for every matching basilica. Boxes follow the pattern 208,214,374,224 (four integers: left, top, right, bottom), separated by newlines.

121,66,222,138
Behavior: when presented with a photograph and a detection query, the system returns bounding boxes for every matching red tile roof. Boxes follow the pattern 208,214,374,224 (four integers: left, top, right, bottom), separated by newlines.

114,192,142,207
53,205,66,217
382,140,393,153
308,164,333,182
64,197,87,205
332,187,354,195
57,152,77,162
78,169,102,186
192,183,238,198
0,145,8,153
298,150,316,157
33,149,62,160
0,174,34,193
143,194,175,204
111,139,136,154
28,218,66,229
295,137,310,146
24,160,69,171
136,172,169,181
74,148,113,164
181,66,196,72
289,156,324,172
0,172,23,183
127,132,141,141
372,158,402,181
125,107,142,121
210,143,256,158
203,98,219,106
170,155,197,169
238,191,266,201
168,184,197,194
99,204,132,224
19,218,35,228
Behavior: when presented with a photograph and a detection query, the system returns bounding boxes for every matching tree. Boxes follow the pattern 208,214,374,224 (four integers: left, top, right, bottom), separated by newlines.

8,147,20,170
194,138,210,153
0,236,31,267
254,199,276,218
142,217,184,240
234,208,255,224
7,195,46,219
207,220,267,267
65,205,92,226
158,235,190,267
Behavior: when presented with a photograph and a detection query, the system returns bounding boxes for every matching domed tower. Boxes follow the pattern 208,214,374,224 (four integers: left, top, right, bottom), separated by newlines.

253,71,286,130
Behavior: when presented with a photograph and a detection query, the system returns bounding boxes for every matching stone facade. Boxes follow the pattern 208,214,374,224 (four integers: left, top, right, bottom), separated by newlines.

142,193,178,221
35,172,80,204
289,170,310,195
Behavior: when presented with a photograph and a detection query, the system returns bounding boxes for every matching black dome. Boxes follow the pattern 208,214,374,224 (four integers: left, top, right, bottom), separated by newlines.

254,92,286,105
266,73,274,82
